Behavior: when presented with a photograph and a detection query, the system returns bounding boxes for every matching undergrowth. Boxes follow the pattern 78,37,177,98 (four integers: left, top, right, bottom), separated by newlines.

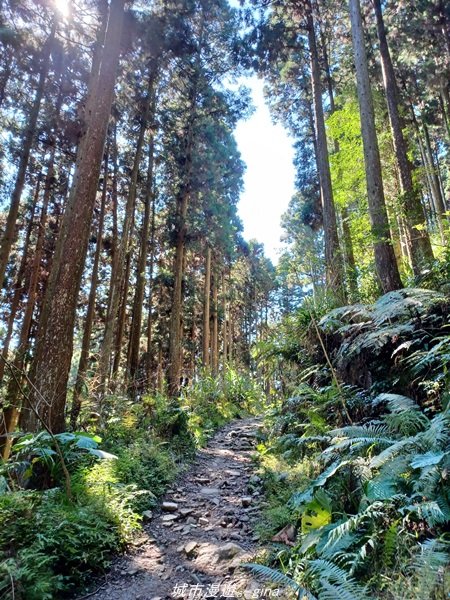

250,289,450,600
0,367,263,599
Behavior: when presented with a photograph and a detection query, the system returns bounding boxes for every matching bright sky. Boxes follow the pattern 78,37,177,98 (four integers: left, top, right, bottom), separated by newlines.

234,77,296,264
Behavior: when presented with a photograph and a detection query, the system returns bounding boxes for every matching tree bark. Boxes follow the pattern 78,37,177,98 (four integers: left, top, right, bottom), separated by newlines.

128,87,157,394
211,271,219,375
222,274,227,369
0,19,56,289
372,0,433,275
348,0,403,292
145,188,157,390
305,1,346,302
202,246,211,367
0,175,41,383
1,151,56,457
99,72,154,393
24,0,125,433
69,154,108,429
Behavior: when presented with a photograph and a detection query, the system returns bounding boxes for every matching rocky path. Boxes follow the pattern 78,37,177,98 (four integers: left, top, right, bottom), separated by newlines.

85,418,287,600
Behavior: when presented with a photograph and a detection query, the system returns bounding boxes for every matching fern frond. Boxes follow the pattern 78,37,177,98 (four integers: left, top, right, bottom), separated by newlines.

403,500,450,526
243,563,304,593
412,538,450,598
318,578,372,600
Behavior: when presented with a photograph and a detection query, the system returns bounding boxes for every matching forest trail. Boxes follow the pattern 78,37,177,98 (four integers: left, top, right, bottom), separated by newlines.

84,418,285,600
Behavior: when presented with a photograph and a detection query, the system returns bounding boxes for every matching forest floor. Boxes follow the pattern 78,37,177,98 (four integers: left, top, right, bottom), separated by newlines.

82,418,291,600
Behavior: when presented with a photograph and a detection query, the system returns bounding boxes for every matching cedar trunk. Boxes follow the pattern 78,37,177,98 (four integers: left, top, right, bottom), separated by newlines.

0,20,56,288
372,0,433,275
23,0,125,433
306,3,345,301
348,0,403,292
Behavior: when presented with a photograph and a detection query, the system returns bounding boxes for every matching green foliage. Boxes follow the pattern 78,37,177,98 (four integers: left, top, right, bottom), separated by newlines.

181,366,264,445
1,370,258,597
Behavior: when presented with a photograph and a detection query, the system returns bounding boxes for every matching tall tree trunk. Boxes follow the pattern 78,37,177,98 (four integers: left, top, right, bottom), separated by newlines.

222,274,227,369
167,13,205,397
305,1,346,302
0,175,41,383
112,251,131,380
69,154,108,429
1,152,56,457
348,0,403,292
24,0,125,433
202,246,211,368
341,207,358,300
422,122,447,217
408,103,446,240
0,20,56,289
145,191,157,390
211,272,219,376
128,105,156,395
167,105,196,397
372,0,433,275
99,73,154,392
0,50,12,108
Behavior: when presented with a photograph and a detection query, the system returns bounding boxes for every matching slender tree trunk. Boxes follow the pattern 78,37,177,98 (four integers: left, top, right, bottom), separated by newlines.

305,1,345,301
348,0,403,292
0,175,41,383
99,73,153,392
0,20,56,289
112,251,131,380
422,122,447,216
202,246,211,367
168,111,196,396
341,207,358,300
222,274,227,369
372,0,433,275
168,14,205,397
69,154,108,429
128,96,157,394
439,86,450,143
23,0,125,433
1,152,56,457
408,103,445,240
145,192,157,390
211,273,219,375
0,51,12,108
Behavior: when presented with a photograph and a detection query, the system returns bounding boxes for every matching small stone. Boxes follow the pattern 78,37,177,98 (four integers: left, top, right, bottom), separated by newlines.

186,516,196,525
184,541,198,556
225,469,241,477
126,567,140,576
162,501,179,512
142,510,153,522
200,487,220,496
198,517,209,526
196,476,210,484
180,508,194,517
241,496,252,508
217,542,245,561
162,513,178,522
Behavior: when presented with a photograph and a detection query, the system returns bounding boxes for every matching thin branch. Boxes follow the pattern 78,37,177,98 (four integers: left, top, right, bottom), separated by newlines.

309,312,354,425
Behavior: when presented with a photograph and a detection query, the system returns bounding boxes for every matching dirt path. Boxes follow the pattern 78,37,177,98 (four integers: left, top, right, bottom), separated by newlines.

85,418,285,600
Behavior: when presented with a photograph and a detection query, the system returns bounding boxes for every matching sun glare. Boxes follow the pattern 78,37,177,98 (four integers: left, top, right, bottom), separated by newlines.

55,0,70,18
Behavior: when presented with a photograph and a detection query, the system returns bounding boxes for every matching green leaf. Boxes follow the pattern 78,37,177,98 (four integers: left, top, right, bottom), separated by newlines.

410,452,445,469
